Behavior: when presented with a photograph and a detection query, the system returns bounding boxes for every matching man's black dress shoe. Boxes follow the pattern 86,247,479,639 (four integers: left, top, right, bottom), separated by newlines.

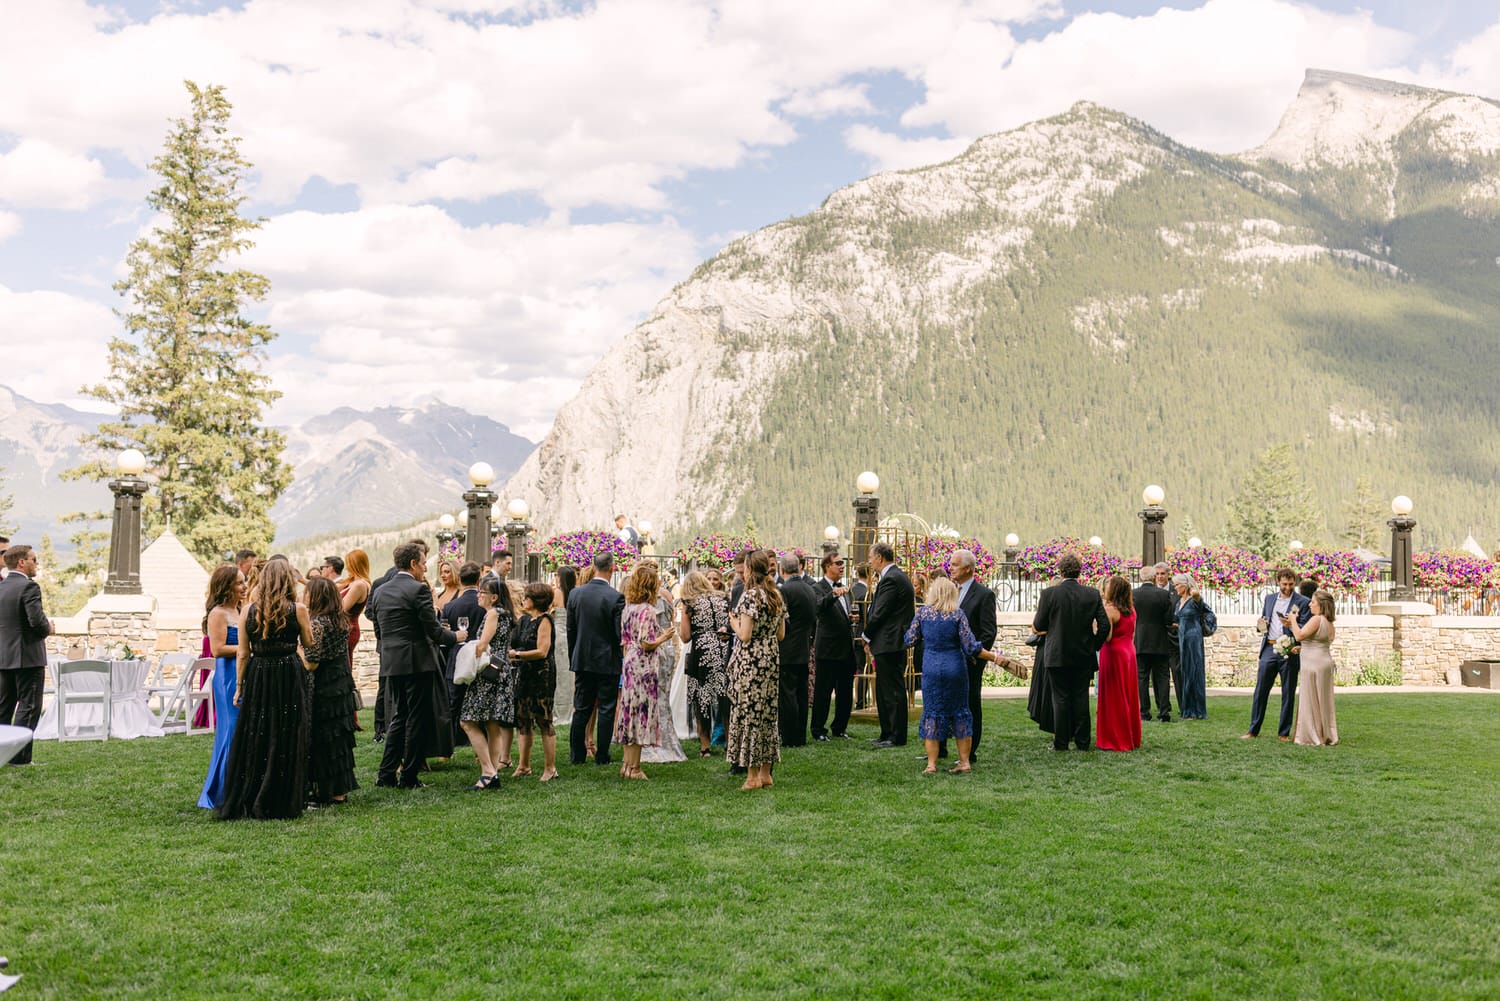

375,779,399,788
834,732,852,739
372,734,385,744
398,781,428,789
815,734,830,742
873,739,895,748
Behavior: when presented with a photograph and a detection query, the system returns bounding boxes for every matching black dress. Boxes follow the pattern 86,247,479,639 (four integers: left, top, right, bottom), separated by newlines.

307,615,358,802
216,603,310,821
511,613,556,735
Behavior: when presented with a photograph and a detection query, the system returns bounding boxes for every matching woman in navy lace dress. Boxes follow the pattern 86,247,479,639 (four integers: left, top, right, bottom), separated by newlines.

905,577,1008,775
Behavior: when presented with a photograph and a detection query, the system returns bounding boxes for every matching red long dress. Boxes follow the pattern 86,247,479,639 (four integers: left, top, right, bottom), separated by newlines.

1096,609,1142,751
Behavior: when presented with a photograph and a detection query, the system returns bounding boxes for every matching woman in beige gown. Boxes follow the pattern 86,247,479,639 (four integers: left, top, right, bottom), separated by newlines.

1283,589,1339,746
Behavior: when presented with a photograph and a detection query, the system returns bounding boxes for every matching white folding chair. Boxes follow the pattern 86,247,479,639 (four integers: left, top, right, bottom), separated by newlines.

157,657,216,734
186,659,216,735
147,653,196,715
56,659,112,742
45,654,64,701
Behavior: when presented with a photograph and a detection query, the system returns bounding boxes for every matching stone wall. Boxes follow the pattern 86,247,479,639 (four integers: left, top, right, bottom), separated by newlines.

997,610,1458,685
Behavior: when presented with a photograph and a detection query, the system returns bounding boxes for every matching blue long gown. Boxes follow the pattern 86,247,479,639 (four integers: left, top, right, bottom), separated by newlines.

197,624,240,809
1175,600,1207,719
905,606,983,741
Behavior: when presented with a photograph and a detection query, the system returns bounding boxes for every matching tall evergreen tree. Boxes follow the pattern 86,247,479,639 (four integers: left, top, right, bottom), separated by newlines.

1341,475,1386,550
65,82,289,564
1225,443,1327,560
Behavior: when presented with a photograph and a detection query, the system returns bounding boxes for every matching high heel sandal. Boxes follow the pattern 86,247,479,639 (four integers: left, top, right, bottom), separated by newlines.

469,774,497,791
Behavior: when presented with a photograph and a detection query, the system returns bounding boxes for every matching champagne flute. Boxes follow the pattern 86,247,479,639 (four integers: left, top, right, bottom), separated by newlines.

457,616,470,636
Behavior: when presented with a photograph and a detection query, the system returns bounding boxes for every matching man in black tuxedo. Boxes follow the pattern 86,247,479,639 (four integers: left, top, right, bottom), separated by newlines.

366,537,427,741
566,551,626,765
811,552,856,741
0,545,54,766
862,542,915,748
439,561,484,747
777,554,817,747
1133,562,1177,723
945,549,996,764
373,542,455,788
1031,552,1110,751
1244,568,1313,740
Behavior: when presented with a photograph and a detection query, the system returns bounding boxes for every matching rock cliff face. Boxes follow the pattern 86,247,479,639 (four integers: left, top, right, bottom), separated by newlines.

503,70,1500,550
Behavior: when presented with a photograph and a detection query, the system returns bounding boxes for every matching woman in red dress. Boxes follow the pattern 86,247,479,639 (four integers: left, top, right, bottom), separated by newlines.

1096,574,1142,752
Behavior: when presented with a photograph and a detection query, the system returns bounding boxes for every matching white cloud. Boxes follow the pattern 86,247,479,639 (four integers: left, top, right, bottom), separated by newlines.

0,212,20,244
843,125,973,173
782,85,874,119
0,139,108,210
1417,17,1500,98
238,204,703,437
899,0,1415,154
0,285,116,405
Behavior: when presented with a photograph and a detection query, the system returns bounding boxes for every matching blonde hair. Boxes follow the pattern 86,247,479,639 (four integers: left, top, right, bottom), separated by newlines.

679,570,712,603
925,576,959,614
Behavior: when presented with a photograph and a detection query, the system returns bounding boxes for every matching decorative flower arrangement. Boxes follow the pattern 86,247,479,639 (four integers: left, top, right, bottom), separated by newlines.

671,533,760,570
437,537,464,563
1274,635,1298,658
1013,537,1129,582
1167,545,1267,591
898,536,998,581
539,529,637,572
1283,548,1381,595
108,642,140,661
1413,551,1497,590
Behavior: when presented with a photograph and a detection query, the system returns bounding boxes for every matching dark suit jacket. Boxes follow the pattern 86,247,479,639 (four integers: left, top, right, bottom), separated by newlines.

958,578,997,667
864,565,915,656
0,571,51,670
813,577,856,661
1261,591,1312,651
440,588,484,647
372,572,455,678
1032,578,1109,678
778,575,817,665
566,578,625,675
1132,583,1177,656
366,565,400,624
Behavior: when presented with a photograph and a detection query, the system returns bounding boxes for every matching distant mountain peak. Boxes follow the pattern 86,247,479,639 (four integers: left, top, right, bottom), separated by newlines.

1249,67,1500,169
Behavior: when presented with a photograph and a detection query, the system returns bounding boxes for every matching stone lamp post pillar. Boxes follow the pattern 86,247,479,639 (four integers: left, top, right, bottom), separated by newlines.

105,449,149,595
503,498,532,583
463,462,497,568
1139,484,1167,569
1388,495,1417,600
850,471,880,574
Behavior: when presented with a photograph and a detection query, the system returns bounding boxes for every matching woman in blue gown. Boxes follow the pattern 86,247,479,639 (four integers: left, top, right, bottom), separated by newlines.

198,564,247,809
904,577,1010,774
1172,574,1211,720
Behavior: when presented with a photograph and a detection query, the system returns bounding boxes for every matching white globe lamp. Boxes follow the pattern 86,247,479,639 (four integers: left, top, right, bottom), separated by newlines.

117,449,147,476
856,471,880,494
1143,484,1165,507
468,461,495,487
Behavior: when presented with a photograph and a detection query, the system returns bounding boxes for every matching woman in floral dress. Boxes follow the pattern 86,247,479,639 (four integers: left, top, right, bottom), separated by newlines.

726,551,786,791
614,563,676,780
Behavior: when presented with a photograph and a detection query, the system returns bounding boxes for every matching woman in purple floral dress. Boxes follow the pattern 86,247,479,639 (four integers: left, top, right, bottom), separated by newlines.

614,563,675,780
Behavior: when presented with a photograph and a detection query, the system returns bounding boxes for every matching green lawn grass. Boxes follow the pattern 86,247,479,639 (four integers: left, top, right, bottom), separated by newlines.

2,694,1497,1000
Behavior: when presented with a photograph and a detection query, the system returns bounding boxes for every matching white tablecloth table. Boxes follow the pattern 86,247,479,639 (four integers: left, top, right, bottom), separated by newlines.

34,660,165,740
0,723,32,764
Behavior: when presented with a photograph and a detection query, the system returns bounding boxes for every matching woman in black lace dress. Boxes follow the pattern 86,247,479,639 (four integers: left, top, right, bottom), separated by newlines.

304,577,358,804
510,582,559,781
676,571,729,757
217,559,315,821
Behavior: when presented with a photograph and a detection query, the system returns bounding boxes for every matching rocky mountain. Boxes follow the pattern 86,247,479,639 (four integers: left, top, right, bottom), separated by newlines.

503,69,1500,552
0,392,533,549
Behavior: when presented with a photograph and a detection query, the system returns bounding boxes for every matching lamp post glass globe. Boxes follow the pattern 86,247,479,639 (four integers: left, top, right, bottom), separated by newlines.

468,461,495,487
856,471,880,494
1188,537,1203,548
506,498,530,521
117,448,147,476
1089,536,1103,547
1143,484,1165,507
824,525,840,542
1391,495,1413,516
438,513,456,530
1289,540,1304,550
1005,533,1020,547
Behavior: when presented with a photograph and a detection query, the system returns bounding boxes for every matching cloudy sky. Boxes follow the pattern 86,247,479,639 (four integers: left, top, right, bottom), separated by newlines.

2,0,1497,440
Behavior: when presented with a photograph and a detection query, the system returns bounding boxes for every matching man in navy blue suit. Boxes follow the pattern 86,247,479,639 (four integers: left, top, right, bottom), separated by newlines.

566,551,626,765
1243,568,1312,741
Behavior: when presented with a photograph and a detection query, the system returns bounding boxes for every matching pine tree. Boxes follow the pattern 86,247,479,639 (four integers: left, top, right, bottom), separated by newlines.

1341,476,1385,550
64,82,289,565
1225,443,1327,559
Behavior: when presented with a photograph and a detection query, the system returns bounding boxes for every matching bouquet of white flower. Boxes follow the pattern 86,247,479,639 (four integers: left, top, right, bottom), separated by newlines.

1274,635,1297,658
109,642,140,661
